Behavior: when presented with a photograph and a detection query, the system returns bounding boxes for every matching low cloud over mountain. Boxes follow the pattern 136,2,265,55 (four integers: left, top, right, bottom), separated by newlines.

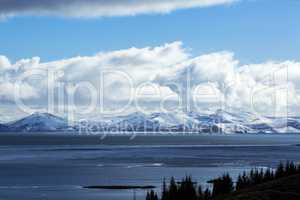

0,41,300,120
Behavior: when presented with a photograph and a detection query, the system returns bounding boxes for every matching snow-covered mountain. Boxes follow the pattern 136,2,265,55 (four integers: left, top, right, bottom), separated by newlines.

106,112,160,132
5,112,71,132
87,110,300,134
1,110,300,134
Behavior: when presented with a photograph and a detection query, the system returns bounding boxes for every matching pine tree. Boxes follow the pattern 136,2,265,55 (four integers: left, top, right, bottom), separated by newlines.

162,178,168,200
276,162,285,178
241,171,250,188
263,168,274,182
203,188,212,200
146,191,150,200
286,161,297,176
169,177,178,200
146,162,300,200
297,163,300,173
236,174,243,191
146,190,158,200
197,185,204,200
211,173,233,197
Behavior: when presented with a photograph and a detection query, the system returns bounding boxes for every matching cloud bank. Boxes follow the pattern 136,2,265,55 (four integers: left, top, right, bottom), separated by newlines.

1,41,300,120
0,0,237,19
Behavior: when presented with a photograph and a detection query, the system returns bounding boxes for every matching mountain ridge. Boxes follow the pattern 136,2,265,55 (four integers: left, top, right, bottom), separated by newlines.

1,110,300,134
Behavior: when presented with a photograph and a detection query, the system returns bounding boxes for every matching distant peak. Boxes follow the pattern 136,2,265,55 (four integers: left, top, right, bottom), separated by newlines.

27,112,65,120
30,112,52,117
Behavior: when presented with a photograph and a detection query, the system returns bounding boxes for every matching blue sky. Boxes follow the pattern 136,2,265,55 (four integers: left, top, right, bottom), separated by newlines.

0,0,299,64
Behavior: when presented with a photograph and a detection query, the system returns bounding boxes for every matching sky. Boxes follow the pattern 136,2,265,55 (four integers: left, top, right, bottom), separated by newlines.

0,0,300,121
1,0,299,63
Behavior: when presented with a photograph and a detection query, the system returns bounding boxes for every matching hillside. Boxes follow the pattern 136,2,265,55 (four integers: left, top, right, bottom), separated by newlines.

1,110,300,133
224,174,300,200
5,112,70,132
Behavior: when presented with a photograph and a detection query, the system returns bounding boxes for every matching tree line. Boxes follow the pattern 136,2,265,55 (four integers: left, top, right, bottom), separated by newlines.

146,161,300,200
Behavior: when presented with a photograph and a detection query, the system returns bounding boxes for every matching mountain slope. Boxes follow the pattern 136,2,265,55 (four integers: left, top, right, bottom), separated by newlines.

7,113,69,132
0,124,8,131
224,174,300,200
1,110,300,134
104,110,300,134
108,112,160,131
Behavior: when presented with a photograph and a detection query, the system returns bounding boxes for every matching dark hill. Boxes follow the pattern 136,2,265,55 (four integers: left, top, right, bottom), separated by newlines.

0,124,8,131
224,174,300,200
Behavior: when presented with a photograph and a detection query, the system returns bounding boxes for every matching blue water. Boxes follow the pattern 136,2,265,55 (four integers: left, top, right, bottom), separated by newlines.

0,134,300,200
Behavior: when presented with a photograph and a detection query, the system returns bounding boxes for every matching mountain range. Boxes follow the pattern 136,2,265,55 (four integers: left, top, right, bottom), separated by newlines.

0,110,300,134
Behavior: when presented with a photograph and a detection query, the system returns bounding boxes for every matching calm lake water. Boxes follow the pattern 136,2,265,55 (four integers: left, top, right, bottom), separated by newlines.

1,134,300,200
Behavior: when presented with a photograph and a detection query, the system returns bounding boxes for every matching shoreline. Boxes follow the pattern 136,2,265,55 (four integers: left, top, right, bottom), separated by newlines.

84,185,156,190
0,134,300,146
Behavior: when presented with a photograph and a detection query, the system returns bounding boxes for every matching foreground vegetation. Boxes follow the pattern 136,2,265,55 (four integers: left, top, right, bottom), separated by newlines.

146,161,300,200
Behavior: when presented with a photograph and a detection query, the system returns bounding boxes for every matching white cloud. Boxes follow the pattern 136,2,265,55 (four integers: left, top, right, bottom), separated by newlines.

1,41,300,119
0,82,38,101
0,56,11,70
0,0,237,19
153,50,300,116
0,42,187,116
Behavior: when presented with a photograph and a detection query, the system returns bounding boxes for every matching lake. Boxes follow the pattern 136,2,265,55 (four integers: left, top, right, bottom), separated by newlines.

0,134,300,200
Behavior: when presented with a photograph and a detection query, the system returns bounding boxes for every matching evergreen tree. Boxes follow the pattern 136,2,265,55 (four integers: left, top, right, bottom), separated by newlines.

285,161,297,176
297,163,300,173
203,188,212,200
178,176,197,200
197,185,204,200
236,174,244,191
169,177,178,200
263,168,274,182
146,190,158,200
241,171,250,188
147,161,300,200
276,162,285,178
161,178,168,200
211,174,233,197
